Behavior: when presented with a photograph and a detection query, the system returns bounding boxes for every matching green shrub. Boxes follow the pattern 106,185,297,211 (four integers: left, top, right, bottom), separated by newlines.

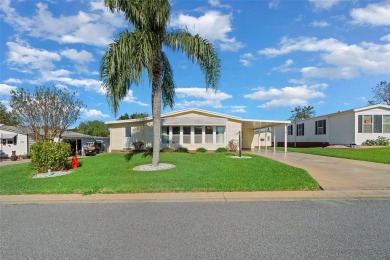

363,136,390,146
175,146,189,153
161,147,174,153
30,141,70,173
215,147,228,153
377,136,390,146
196,147,207,153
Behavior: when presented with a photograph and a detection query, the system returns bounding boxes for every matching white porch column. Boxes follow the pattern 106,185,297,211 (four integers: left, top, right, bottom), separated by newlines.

273,128,276,152
284,124,288,153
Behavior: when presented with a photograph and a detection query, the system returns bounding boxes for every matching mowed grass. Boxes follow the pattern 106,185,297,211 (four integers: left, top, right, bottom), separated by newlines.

277,147,390,164
0,153,320,195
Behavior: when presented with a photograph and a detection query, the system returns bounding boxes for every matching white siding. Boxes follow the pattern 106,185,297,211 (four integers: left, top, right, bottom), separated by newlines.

355,108,390,145
0,130,29,157
328,112,355,145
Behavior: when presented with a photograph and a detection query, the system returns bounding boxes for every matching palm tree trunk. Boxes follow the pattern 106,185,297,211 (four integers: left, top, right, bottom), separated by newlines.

152,51,162,166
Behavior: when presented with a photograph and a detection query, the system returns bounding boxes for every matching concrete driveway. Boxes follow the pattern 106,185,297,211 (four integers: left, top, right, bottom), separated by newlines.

254,150,390,191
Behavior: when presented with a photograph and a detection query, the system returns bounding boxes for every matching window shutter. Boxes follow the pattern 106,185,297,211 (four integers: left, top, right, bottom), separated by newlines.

315,121,318,135
291,125,293,135
374,115,382,133
323,120,326,134
302,123,304,136
296,124,299,135
358,115,362,133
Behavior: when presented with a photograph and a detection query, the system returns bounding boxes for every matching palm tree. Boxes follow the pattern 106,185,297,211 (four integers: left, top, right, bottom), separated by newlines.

100,0,220,165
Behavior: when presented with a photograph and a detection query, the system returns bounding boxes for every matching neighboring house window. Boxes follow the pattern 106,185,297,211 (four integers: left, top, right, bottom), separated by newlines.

296,123,304,136
287,125,293,135
374,115,382,133
125,127,131,137
172,126,180,144
216,126,225,144
183,126,191,144
205,126,213,143
161,126,169,144
384,115,390,133
7,139,13,145
315,120,326,135
194,126,202,144
363,115,373,133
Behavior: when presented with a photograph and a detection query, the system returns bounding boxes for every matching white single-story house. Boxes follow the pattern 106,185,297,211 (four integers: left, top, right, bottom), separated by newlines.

0,124,110,158
0,125,35,158
105,108,290,152
273,104,390,147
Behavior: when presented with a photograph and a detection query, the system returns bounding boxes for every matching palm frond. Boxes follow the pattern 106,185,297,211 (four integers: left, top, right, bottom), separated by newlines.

165,31,221,90
100,30,154,114
160,51,175,108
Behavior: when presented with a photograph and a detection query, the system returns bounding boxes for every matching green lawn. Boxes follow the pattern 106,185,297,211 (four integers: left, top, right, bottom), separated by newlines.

0,153,320,195
277,147,390,164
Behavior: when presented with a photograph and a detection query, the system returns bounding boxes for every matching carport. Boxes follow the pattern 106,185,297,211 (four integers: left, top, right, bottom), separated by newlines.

241,119,291,153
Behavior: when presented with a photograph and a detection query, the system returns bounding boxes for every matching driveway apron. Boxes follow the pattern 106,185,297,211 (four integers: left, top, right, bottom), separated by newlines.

253,150,390,191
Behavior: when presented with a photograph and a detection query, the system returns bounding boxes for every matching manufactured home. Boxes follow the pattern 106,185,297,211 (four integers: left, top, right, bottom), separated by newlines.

274,104,390,147
105,108,290,152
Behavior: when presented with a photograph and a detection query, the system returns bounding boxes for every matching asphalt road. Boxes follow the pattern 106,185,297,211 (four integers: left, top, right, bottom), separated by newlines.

1,200,389,259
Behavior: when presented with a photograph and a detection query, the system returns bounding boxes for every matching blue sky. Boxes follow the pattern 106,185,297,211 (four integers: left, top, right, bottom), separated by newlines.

1,0,389,125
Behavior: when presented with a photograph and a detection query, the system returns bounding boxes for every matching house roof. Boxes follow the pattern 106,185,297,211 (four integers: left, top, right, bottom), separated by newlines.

0,125,29,135
291,104,390,122
105,108,290,129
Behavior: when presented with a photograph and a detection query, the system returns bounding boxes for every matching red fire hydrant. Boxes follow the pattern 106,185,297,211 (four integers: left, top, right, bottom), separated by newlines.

71,155,79,169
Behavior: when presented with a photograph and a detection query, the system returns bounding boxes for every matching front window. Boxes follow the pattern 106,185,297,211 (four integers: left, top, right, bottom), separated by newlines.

216,126,225,144
297,123,304,136
183,126,191,144
172,126,180,144
162,126,169,144
125,127,131,137
363,115,372,133
287,125,293,135
194,126,202,144
316,120,326,135
205,126,213,143
384,115,390,133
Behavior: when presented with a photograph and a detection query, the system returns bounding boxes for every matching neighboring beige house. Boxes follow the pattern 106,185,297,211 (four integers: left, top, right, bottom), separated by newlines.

273,104,390,147
105,108,290,152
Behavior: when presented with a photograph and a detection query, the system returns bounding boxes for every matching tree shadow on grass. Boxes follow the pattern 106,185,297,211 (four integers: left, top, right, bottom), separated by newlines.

124,148,153,162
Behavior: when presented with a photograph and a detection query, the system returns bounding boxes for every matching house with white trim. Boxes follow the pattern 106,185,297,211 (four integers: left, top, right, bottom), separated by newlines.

105,108,290,152
273,104,390,147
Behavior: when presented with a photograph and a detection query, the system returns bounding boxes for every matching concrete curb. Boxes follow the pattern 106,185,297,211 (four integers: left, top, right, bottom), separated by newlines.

1,190,390,204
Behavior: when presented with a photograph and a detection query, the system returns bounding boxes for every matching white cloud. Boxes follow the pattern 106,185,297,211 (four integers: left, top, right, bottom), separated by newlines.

272,59,294,72
123,90,149,107
380,34,390,42
4,78,22,84
309,0,341,10
6,41,61,71
268,0,280,9
81,108,109,118
230,105,246,113
244,84,327,109
239,53,256,67
171,11,243,52
175,87,232,108
259,36,390,79
0,0,125,46
311,20,329,27
60,49,94,64
301,66,359,79
351,2,390,26
208,0,231,9
0,83,17,96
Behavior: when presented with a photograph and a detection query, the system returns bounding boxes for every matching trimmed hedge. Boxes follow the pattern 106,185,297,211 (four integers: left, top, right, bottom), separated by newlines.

30,141,70,173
